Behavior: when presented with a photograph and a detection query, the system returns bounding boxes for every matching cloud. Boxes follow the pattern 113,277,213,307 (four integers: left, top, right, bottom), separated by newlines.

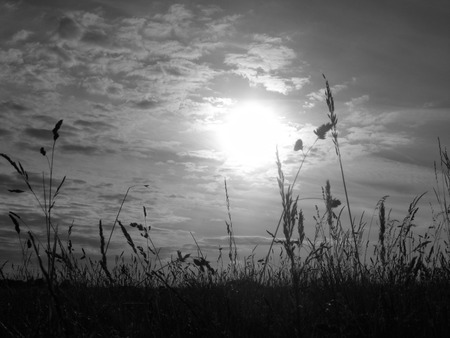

305,82,350,108
0,100,28,112
0,173,23,196
154,3,194,27
98,192,142,203
57,16,81,40
24,127,52,140
73,119,114,131
224,34,307,94
424,98,450,109
292,77,310,90
81,76,124,99
177,149,223,162
60,144,105,155
133,99,158,109
11,29,33,43
204,13,240,39
203,96,235,107
180,162,209,173
345,94,370,110
345,124,412,157
232,35,296,71
81,29,110,46
0,48,24,64
196,182,221,193
201,235,273,247
0,128,12,137
0,3,239,117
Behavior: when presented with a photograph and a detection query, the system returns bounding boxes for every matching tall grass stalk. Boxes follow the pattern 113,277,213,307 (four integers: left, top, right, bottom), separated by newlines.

434,138,450,238
322,74,360,274
224,178,238,272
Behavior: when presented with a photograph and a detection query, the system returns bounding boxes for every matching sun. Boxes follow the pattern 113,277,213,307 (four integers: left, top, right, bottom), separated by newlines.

217,100,286,169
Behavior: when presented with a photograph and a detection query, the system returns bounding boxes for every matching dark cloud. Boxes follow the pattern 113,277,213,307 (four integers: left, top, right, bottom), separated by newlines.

0,100,28,112
0,170,63,196
372,144,438,169
177,149,222,162
81,30,110,46
98,193,142,203
58,16,81,40
134,99,159,109
168,194,185,199
24,127,52,140
162,64,191,77
92,103,111,112
73,119,114,131
60,144,100,155
47,45,73,63
201,235,272,247
0,128,12,137
68,178,88,185
355,178,420,197
0,173,22,196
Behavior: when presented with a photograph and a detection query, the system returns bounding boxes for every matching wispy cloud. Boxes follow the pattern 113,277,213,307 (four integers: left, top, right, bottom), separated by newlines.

225,34,309,94
304,79,354,108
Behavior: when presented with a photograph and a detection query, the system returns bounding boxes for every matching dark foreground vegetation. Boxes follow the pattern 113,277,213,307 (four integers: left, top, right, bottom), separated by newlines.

1,78,450,337
2,275,450,337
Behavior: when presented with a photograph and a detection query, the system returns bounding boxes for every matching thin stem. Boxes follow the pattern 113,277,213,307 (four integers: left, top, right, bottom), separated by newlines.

105,185,134,255
292,138,319,189
336,141,359,270
323,74,360,275
224,178,238,267
48,139,57,280
104,184,149,255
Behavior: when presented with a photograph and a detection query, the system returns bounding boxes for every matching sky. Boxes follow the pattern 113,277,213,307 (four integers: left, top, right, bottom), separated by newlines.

1,0,450,270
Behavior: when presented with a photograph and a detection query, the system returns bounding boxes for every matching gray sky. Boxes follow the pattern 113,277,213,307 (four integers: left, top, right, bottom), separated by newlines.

1,0,449,267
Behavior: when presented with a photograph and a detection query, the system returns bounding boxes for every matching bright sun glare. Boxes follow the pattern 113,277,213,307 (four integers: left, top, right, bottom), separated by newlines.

218,100,286,169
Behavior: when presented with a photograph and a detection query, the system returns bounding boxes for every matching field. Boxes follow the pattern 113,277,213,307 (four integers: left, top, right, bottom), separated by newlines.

2,275,450,337
1,79,450,337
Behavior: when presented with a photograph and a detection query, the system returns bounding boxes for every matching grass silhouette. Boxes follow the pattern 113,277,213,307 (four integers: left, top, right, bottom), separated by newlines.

1,77,450,337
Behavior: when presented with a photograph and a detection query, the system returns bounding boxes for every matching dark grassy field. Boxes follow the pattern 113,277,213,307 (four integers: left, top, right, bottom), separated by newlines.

1,274,450,337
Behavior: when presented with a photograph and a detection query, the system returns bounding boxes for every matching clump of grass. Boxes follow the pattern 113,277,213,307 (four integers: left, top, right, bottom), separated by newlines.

1,120,71,335
259,114,334,283
260,76,357,285
1,120,65,285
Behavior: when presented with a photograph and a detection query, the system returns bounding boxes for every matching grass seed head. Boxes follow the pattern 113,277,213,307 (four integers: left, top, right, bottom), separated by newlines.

294,139,303,151
52,119,63,141
314,123,333,140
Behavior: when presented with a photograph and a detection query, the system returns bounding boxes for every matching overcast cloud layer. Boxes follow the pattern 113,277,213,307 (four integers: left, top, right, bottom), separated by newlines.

1,0,449,267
